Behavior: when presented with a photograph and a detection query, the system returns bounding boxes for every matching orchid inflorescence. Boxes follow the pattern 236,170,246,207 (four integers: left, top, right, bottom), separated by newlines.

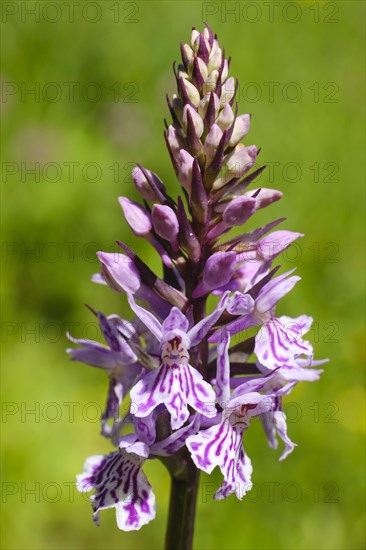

68,25,327,533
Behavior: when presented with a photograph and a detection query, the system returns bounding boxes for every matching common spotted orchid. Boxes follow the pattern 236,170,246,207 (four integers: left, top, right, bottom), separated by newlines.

68,24,326,549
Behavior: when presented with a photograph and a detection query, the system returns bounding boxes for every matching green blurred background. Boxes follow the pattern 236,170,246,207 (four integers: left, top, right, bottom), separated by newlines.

1,1,365,548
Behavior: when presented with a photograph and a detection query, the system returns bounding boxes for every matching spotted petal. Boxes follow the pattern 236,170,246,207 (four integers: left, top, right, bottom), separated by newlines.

255,316,313,370
77,441,156,531
133,412,157,446
162,307,189,333
186,420,253,500
130,363,216,430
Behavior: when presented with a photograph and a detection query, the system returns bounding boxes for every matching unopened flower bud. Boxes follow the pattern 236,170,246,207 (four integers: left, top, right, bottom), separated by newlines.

203,26,213,46
228,114,251,147
216,103,235,130
178,149,194,193
182,43,194,64
177,64,189,80
204,124,223,165
166,125,185,157
225,144,257,180
221,59,229,82
152,205,179,251
118,197,152,236
207,39,222,72
171,94,184,122
222,196,256,226
246,188,283,210
190,29,200,51
132,166,165,202
97,252,141,294
203,251,237,289
198,92,220,119
189,56,208,85
182,105,204,138
180,78,201,107
203,70,219,95
192,251,237,298
220,76,235,106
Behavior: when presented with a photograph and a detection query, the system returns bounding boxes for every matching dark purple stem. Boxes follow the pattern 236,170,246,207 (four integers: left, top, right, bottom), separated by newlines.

164,452,200,550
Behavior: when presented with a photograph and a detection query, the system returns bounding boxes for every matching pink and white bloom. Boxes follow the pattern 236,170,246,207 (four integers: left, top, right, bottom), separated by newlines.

128,292,229,429
187,391,273,500
210,269,314,372
77,435,156,531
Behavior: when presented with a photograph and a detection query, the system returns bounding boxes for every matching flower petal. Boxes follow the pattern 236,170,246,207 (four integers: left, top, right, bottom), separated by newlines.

77,445,156,531
216,330,231,406
261,410,297,461
127,294,163,341
133,412,157,446
256,269,300,314
187,420,253,500
188,292,230,346
162,307,190,333
118,197,152,237
98,312,138,363
227,292,255,316
255,317,313,370
130,363,216,430
257,231,303,262
67,342,117,369
97,252,141,294
101,379,124,438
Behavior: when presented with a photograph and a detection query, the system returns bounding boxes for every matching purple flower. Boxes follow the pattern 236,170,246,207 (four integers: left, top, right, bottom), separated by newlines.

255,314,314,371
67,312,142,437
187,391,273,500
77,435,156,531
210,270,314,371
127,292,229,429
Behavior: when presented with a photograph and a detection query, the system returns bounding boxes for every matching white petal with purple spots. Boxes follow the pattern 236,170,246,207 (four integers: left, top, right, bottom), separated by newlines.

255,316,313,370
186,420,253,500
77,441,156,531
130,363,217,430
